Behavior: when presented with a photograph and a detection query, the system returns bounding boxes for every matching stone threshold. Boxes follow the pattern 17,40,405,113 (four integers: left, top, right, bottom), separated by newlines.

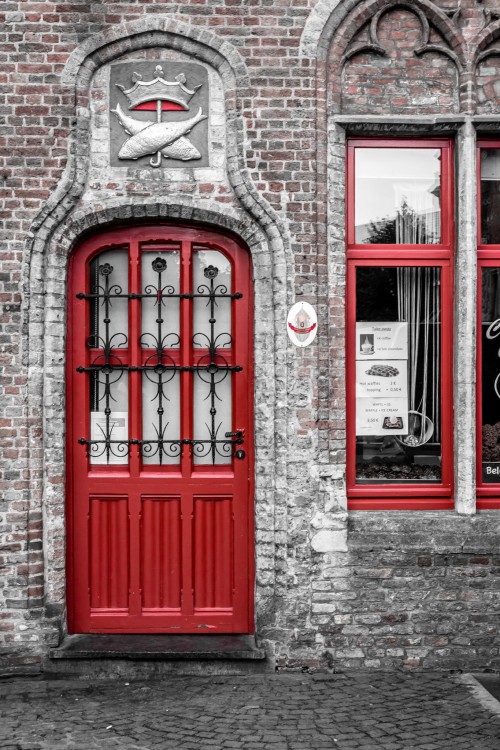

49,634,266,661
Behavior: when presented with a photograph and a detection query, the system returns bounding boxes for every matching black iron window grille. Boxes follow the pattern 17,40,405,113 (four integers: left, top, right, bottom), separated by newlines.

77,256,244,465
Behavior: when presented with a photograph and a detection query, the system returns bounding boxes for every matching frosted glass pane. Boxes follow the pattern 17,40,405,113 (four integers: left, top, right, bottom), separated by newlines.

193,370,232,465
193,249,232,349
355,149,441,244
141,251,180,349
142,371,180,465
89,372,128,465
89,249,128,349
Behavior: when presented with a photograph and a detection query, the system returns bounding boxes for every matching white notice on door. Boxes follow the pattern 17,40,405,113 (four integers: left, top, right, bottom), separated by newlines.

90,411,129,465
356,322,408,360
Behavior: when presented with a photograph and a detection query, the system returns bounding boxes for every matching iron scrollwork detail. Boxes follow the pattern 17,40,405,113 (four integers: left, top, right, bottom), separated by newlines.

138,255,181,463
190,264,243,463
77,262,130,462
77,257,244,464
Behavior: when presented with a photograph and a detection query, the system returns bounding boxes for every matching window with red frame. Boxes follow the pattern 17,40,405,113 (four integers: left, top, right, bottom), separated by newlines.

346,139,454,510
477,142,500,508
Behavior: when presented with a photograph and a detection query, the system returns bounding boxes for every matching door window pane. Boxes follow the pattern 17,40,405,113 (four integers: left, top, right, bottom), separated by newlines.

142,371,180,465
193,370,232,465
193,249,232,349
481,268,500,482
192,248,233,464
89,249,128,349
90,372,129,465
481,149,500,245
88,248,129,465
141,250,180,349
355,266,441,483
355,149,441,244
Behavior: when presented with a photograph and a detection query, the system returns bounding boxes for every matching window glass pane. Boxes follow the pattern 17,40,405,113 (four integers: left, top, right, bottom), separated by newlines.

193,370,232,465
142,371,180,465
89,249,128,349
90,372,129,465
355,149,441,244
141,250,180,349
481,149,500,244
481,268,500,482
88,248,129,465
193,249,231,349
355,267,442,483
192,248,233,465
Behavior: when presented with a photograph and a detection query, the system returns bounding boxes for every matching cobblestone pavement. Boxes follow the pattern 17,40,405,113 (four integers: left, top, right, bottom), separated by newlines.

1,672,500,750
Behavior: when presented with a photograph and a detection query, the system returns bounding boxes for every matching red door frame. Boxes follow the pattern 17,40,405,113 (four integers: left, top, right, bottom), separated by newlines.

346,138,454,510
477,140,500,508
66,224,255,633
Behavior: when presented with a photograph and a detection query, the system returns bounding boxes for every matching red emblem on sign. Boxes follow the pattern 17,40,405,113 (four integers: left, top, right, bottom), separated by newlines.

287,302,318,347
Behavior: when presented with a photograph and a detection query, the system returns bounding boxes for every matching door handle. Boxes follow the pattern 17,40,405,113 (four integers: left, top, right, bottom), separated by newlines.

225,430,244,443
225,431,245,459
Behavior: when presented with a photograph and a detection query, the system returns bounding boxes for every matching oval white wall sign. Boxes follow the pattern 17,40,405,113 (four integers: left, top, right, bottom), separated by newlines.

287,301,318,347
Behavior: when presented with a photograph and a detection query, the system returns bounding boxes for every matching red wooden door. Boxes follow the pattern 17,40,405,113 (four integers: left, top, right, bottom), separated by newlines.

66,225,254,633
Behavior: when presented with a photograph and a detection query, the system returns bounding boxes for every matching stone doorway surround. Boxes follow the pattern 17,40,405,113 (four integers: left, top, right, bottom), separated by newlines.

23,18,291,659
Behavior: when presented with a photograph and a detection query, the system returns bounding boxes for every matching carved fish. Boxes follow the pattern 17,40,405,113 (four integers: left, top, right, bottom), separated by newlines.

112,104,202,160
116,107,207,160
111,103,149,136
162,138,201,161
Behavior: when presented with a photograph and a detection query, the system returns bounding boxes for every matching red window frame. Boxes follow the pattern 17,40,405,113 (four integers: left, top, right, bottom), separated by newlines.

477,139,500,508
346,138,454,510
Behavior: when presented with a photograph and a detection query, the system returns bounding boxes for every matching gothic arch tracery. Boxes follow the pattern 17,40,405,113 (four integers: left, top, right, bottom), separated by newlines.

332,1,463,115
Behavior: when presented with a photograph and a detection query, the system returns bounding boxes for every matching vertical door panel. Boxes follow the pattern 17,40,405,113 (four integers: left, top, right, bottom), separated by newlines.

140,496,182,610
89,497,129,611
193,497,234,611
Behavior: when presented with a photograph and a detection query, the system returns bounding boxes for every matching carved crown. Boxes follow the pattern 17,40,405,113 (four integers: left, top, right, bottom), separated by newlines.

116,66,202,110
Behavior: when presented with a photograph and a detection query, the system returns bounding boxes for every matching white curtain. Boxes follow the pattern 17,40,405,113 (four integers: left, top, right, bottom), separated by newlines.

397,267,440,442
394,185,440,244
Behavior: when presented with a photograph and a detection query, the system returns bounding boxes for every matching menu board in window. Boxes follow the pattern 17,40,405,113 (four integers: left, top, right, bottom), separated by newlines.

355,322,408,436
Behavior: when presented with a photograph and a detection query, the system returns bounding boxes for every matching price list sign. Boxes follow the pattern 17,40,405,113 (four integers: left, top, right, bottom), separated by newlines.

355,322,409,436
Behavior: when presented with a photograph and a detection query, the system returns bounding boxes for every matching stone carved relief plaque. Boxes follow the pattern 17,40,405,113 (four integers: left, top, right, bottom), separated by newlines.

109,61,209,168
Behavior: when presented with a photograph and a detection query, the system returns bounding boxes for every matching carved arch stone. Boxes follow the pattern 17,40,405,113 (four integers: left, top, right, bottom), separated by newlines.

473,19,500,114
334,2,462,115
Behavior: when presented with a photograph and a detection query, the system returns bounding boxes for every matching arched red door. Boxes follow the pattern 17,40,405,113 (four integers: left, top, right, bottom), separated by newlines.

66,225,254,633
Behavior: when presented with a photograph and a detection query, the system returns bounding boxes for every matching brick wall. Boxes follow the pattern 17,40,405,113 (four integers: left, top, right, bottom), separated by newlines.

1,0,500,675
276,515,500,671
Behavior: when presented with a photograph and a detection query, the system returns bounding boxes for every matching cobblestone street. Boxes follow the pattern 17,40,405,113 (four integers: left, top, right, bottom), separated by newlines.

1,672,500,750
